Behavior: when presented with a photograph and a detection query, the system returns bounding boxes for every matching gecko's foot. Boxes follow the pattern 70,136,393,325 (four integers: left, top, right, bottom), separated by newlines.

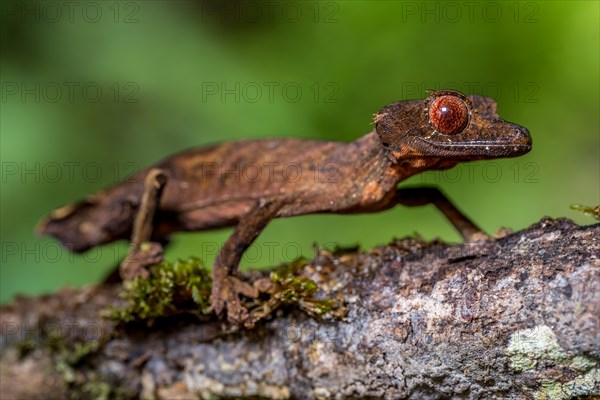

493,227,513,239
465,231,491,242
120,242,164,280
211,275,259,325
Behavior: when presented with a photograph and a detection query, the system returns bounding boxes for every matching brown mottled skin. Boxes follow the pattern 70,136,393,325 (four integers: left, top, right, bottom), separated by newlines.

38,90,532,324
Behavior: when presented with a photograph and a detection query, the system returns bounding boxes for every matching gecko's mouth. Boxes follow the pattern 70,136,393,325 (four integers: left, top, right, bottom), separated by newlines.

419,139,531,148
415,125,532,158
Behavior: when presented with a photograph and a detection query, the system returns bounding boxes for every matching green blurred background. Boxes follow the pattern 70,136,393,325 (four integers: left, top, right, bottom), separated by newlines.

1,1,598,303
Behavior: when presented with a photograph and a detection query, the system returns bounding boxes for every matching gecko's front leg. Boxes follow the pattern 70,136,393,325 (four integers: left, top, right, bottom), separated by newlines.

211,199,284,325
395,186,488,242
120,168,167,280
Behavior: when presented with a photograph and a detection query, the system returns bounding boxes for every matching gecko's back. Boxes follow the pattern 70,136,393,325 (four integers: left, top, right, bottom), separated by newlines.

156,137,342,212
37,137,345,252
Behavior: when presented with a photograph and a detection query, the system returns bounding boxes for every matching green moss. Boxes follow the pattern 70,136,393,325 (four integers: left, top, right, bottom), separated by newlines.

50,334,99,381
108,256,343,328
269,258,337,316
64,342,98,365
48,332,134,399
107,256,212,324
16,338,35,358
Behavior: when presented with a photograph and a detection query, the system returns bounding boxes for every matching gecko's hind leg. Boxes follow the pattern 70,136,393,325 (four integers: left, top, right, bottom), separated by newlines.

211,199,283,325
395,186,488,242
119,168,167,280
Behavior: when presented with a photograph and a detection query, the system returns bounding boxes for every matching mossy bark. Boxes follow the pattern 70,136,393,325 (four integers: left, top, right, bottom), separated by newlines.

1,218,599,399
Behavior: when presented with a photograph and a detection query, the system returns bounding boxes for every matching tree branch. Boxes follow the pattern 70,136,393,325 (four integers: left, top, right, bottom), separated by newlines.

1,218,599,399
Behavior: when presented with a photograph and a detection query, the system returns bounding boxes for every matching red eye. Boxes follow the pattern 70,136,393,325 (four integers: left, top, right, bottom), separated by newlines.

428,95,469,135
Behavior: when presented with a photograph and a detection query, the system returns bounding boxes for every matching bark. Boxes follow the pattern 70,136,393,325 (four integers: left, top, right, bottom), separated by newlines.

1,217,599,399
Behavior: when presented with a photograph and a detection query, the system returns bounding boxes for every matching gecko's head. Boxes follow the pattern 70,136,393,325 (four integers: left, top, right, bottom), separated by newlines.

375,89,532,162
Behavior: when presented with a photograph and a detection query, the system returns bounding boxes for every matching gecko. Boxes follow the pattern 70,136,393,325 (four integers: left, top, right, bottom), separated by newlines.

37,89,532,325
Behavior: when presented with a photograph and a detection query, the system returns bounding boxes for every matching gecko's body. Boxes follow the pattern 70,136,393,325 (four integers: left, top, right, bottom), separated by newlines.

38,90,532,324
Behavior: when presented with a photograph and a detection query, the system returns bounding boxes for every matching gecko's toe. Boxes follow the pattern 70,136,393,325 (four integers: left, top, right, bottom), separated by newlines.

466,231,491,242
211,275,259,325
493,227,513,239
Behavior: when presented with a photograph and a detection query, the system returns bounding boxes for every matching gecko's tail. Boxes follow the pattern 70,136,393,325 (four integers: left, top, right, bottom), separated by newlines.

37,181,143,252
37,201,109,252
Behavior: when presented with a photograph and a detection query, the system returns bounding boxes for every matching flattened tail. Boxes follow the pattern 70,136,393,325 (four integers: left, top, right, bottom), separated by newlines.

36,201,93,252
36,197,133,253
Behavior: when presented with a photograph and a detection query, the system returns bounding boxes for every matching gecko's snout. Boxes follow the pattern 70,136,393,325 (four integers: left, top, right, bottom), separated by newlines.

509,125,532,154
515,126,532,145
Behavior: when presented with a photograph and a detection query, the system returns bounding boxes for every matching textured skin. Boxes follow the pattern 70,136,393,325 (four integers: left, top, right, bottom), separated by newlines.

38,133,402,251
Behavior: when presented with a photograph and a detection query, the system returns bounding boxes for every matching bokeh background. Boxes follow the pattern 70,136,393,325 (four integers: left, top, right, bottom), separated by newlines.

1,1,598,303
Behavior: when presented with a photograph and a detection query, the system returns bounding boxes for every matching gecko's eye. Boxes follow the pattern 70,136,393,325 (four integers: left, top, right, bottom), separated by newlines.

428,95,469,135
